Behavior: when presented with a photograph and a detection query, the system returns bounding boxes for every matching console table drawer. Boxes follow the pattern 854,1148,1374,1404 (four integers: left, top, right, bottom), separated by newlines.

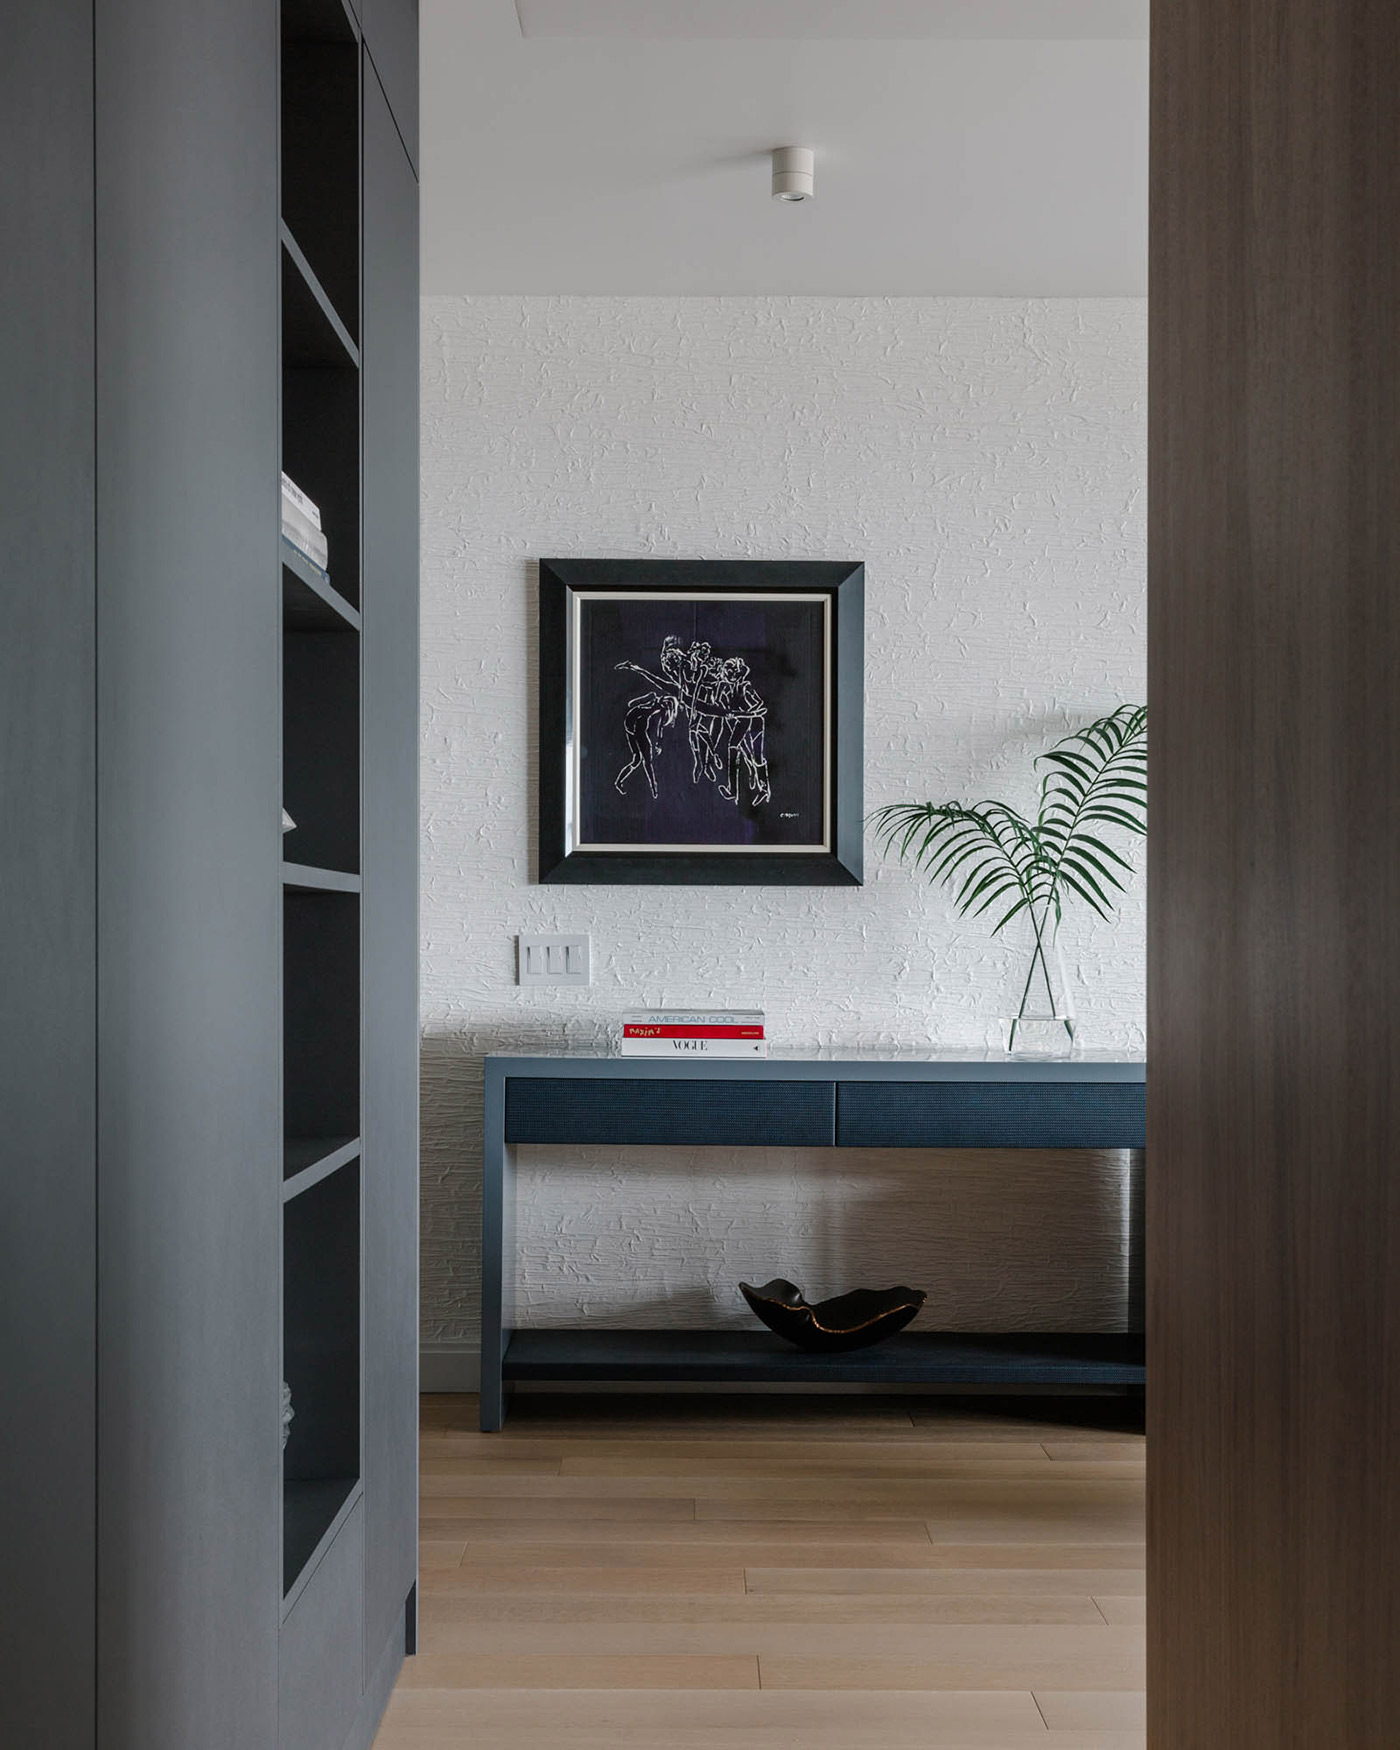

504,1077,836,1147
836,1080,1145,1150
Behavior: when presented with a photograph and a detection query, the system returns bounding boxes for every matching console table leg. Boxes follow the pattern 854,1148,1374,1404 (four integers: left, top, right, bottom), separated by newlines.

480,1062,516,1430
480,1366,509,1433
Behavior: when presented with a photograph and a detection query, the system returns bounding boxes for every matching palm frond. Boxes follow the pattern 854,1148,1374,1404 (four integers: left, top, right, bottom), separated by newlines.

870,704,1146,929
869,799,1046,932
1034,705,1147,914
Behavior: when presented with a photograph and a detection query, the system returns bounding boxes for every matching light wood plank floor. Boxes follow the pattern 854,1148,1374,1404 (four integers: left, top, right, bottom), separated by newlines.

375,1393,1145,1750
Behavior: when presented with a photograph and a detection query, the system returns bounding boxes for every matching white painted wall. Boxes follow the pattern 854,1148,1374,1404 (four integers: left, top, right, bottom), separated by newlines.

420,295,1147,1382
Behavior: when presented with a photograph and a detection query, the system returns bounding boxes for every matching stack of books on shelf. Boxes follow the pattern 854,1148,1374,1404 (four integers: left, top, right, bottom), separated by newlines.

619,1010,767,1058
281,471,329,576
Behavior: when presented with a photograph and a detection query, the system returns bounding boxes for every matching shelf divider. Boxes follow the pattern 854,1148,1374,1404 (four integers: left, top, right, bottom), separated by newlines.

283,1136,360,1198
282,540,361,632
280,221,359,366
282,862,361,894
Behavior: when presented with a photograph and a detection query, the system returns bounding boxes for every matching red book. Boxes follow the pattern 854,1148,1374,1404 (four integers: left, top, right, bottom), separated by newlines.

623,1024,765,1040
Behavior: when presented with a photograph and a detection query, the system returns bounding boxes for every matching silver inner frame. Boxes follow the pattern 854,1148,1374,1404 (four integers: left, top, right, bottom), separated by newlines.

566,590,832,854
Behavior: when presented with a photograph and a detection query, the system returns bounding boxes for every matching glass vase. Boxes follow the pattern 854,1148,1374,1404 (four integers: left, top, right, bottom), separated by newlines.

1004,902,1076,1057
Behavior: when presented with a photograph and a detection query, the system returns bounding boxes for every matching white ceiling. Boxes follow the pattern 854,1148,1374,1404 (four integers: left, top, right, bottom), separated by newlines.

422,1,1148,297
515,1,1149,41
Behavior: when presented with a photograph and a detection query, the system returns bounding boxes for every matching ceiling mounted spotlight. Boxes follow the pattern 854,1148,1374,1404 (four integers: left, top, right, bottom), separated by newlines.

771,146,815,203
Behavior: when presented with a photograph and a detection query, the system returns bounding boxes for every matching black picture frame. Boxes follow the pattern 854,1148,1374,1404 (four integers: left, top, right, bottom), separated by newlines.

539,558,864,886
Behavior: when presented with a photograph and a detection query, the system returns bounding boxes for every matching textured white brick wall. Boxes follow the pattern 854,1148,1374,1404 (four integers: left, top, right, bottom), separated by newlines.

420,295,1147,1358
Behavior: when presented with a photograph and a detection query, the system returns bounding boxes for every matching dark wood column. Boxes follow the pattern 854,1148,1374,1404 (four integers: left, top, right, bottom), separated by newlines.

1149,4,1400,1744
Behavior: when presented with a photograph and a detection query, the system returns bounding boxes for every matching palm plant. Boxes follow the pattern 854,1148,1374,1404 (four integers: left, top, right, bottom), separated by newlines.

871,705,1147,1048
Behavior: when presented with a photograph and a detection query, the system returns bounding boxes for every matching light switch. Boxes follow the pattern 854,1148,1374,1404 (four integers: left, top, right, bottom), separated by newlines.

517,933,591,985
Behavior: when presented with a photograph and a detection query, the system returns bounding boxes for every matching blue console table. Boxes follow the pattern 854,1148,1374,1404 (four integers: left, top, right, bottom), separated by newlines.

480,1053,1146,1430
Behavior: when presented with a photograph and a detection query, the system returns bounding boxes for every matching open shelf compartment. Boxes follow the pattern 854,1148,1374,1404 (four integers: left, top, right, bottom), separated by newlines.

282,362,360,613
280,23,359,339
283,628,359,873
281,0,359,45
282,1158,361,1596
283,888,360,1169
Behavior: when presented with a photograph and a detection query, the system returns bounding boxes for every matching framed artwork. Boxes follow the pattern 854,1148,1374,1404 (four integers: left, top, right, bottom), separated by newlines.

538,558,864,885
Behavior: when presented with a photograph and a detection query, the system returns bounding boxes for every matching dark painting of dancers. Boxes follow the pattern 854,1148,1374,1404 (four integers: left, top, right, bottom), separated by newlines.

575,594,828,851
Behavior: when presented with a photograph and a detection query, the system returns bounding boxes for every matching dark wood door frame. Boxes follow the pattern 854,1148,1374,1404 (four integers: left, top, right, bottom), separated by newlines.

1149,4,1400,1742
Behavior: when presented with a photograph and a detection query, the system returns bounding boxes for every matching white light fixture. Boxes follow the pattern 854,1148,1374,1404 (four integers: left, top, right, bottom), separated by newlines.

771,146,815,203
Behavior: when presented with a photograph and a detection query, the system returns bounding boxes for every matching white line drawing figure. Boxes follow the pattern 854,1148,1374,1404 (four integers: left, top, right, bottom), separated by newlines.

613,685,679,798
613,634,772,807
682,643,729,783
716,656,771,806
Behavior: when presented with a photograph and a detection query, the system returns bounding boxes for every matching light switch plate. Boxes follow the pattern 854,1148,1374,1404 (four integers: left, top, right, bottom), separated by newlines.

517,933,591,985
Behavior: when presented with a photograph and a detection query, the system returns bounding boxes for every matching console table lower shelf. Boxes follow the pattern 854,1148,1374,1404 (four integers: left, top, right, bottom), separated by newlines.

501,1328,1146,1388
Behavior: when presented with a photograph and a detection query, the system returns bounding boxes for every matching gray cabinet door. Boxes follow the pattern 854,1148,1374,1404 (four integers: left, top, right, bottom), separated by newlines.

279,1502,366,1750
363,0,418,170
0,6,96,1745
95,2,282,1744
360,55,421,1676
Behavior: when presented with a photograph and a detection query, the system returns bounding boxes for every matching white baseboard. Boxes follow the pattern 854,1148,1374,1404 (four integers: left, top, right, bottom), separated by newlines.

419,1344,480,1393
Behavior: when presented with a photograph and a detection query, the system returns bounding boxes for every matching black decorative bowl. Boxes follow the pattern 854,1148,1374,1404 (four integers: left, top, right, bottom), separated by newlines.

738,1278,927,1353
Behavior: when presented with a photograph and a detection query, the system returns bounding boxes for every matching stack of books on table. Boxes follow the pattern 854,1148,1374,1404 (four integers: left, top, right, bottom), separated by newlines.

281,471,329,575
619,1010,767,1058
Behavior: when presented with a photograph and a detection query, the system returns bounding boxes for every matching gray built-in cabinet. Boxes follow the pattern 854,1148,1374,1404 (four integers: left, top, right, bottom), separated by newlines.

1,3,420,1747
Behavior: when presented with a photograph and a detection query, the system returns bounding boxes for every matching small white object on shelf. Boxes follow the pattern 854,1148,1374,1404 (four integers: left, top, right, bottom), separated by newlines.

280,472,330,570
282,808,296,833
280,513,328,571
280,471,322,531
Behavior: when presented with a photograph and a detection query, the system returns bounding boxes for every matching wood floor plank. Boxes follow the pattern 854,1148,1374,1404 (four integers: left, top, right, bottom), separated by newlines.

422,1459,1142,1493
421,1497,697,1523
444,1538,1142,1570
379,1685,1047,1733
1042,1441,1146,1462
431,1435,1137,1461
906,1411,1143,1441
693,1487,1142,1523
419,1563,748,1595
415,1620,1145,1661
1034,1688,1148,1729
375,1726,1145,1750
419,1591,1110,1626
396,1654,760,1689
492,1411,923,1437
539,1438,1058,1461
762,1654,1145,1691
416,1457,564,1478
746,1565,1146,1594
554,1449,1063,1476
441,1519,935,1548
418,1541,467,1570
553,1455,1142,1482
1093,1595,1147,1625
438,1436,1055,1460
